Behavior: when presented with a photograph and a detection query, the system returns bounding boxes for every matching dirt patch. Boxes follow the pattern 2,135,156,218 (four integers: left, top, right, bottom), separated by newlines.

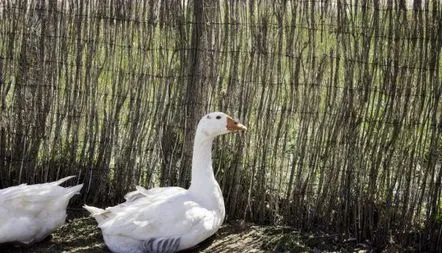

0,216,374,253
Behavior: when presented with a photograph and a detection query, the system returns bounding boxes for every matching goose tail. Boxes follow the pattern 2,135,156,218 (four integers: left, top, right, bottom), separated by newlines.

83,205,109,224
65,184,83,198
51,175,76,186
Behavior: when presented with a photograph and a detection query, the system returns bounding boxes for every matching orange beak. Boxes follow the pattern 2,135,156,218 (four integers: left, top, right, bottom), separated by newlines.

226,116,247,132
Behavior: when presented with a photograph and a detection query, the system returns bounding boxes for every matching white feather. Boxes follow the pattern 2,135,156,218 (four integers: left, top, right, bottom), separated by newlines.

0,176,83,244
84,112,245,253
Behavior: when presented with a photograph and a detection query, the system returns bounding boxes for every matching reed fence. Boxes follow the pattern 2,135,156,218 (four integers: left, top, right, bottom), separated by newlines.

0,0,441,251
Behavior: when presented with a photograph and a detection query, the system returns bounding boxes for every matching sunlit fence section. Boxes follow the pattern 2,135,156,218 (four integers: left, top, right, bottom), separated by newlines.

0,0,441,251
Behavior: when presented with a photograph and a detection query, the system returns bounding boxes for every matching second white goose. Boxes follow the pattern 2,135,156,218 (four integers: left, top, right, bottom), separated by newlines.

0,176,83,244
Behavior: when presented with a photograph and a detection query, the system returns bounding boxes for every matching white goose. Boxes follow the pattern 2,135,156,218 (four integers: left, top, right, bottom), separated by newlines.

84,112,247,253
0,176,83,244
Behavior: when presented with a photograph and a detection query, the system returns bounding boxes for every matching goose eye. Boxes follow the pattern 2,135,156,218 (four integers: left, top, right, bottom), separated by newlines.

216,115,222,120
207,115,211,119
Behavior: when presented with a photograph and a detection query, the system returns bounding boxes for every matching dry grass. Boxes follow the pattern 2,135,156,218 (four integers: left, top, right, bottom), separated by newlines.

0,216,377,253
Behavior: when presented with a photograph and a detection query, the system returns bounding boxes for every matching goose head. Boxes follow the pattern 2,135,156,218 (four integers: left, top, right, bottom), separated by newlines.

197,112,247,138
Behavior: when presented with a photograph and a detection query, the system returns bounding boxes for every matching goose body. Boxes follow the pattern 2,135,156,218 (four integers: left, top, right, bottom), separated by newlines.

0,176,83,244
84,112,247,253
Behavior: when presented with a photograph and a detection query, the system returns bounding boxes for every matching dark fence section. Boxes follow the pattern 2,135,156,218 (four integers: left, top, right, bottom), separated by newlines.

0,0,441,251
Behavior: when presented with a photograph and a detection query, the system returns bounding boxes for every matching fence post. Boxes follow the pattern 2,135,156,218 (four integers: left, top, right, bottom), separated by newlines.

179,0,206,186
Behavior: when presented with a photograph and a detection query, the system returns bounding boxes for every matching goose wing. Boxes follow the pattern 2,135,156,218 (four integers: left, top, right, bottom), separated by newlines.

99,192,214,242
123,186,185,204
0,176,81,212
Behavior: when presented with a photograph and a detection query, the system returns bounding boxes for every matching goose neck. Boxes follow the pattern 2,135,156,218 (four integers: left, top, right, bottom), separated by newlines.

189,131,216,191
